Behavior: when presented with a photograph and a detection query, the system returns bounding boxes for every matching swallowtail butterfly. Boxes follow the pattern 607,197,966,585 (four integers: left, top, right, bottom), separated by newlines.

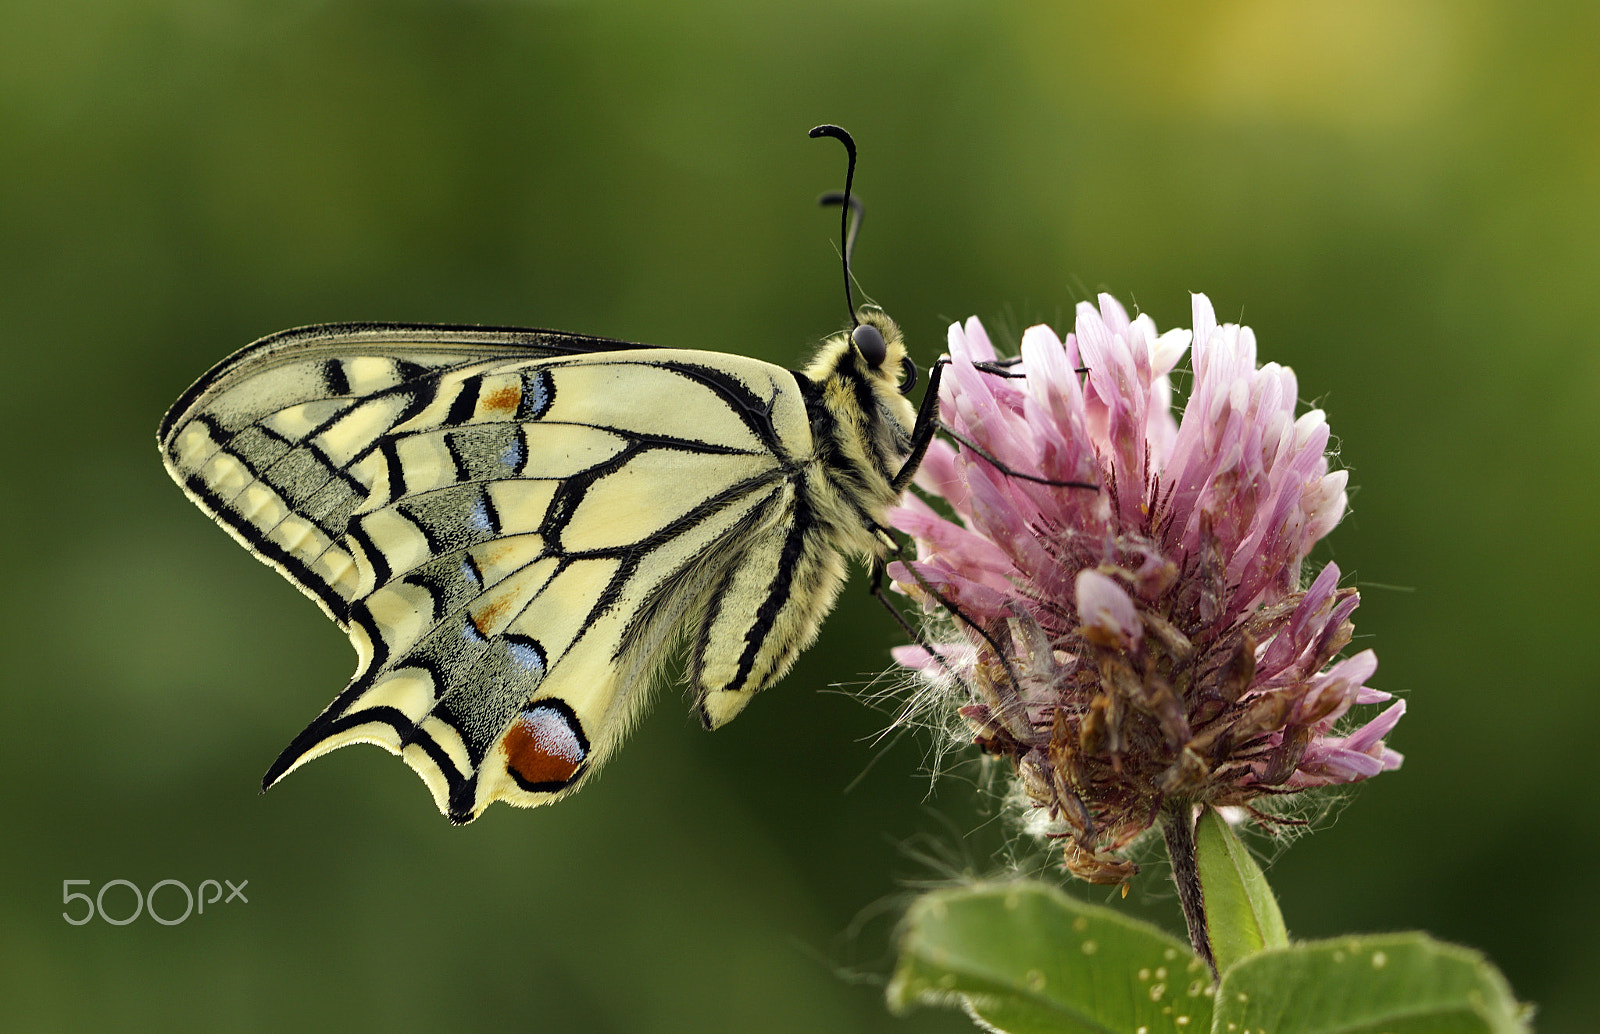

159,126,946,823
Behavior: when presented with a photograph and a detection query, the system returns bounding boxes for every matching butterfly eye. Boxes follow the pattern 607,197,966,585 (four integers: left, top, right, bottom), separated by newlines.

851,323,887,368
899,355,918,395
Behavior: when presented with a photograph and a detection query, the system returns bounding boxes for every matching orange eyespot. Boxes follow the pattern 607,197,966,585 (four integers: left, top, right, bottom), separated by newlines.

502,702,589,791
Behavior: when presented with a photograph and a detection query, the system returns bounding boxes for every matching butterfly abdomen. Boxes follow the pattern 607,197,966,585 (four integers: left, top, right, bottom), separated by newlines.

797,310,920,559
683,310,924,732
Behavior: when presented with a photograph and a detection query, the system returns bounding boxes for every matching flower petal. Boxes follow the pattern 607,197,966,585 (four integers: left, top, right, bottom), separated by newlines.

1075,569,1142,651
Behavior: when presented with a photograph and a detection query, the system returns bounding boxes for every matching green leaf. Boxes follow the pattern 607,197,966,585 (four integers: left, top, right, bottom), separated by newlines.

1194,807,1288,972
1214,933,1532,1034
887,881,1213,1034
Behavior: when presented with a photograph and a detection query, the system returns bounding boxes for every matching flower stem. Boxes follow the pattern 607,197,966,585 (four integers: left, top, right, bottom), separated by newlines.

1161,799,1217,979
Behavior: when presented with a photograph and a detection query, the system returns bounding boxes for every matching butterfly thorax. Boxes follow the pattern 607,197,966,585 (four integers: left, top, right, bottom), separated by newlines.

795,309,918,563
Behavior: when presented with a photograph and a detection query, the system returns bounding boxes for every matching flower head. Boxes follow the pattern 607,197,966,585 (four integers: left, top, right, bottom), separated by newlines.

889,294,1402,884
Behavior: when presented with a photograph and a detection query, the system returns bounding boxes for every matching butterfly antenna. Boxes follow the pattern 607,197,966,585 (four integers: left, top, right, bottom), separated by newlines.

817,190,863,270
810,124,860,327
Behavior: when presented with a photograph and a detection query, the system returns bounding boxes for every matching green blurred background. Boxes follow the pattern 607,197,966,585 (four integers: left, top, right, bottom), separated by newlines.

4,0,1595,1030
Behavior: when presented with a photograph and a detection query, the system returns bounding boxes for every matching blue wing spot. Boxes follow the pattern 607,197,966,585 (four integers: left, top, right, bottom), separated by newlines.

503,633,547,678
518,369,555,421
499,435,526,470
470,491,496,533
461,617,487,644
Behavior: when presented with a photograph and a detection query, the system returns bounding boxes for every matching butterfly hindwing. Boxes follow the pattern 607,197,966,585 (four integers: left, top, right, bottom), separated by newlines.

161,320,918,822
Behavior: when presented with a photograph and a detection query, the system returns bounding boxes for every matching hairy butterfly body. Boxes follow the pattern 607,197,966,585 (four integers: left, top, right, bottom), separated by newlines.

159,305,928,822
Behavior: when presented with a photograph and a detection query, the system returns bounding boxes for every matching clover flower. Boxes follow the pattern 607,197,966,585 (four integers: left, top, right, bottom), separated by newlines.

889,294,1403,884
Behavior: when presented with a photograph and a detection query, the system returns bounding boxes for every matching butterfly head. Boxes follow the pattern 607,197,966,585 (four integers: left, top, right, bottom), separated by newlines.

805,305,917,399
799,305,922,498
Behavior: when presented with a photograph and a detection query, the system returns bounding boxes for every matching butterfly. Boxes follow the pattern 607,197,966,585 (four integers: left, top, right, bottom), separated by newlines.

158,126,948,823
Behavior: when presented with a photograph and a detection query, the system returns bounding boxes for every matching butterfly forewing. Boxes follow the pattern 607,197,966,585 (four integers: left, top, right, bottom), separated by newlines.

161,321,913,822
161,325,629,622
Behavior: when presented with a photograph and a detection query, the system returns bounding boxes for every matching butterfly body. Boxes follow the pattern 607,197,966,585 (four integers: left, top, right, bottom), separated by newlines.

160,312,920,822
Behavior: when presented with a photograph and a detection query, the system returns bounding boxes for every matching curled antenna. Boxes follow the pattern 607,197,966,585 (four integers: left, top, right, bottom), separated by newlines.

809,124,859,327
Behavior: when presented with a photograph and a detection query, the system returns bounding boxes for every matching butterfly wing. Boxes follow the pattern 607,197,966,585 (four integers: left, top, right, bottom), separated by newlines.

160,323,824,822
